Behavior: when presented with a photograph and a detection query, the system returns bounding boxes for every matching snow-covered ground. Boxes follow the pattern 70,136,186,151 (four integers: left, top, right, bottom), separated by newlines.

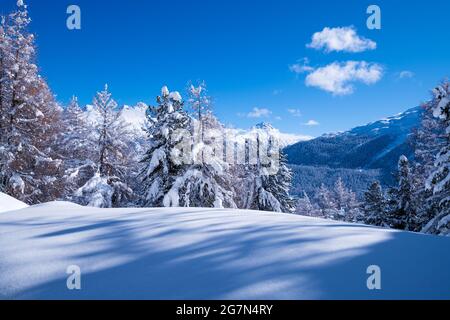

0,202,449,300
0,192,28,213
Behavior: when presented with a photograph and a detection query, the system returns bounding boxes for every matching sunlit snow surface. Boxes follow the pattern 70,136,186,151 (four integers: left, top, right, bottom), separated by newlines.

0,192,28,213
0,202,449,299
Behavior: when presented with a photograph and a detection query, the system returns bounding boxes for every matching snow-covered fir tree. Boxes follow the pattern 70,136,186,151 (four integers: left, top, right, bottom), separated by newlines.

240,129,295,213
363,181,387,226
140,86,192,207
366,156,417,230
412,100,447,181
422,81,450,235
409,97,447,230
264,151,296,213
0,1,63,204
389,155,415,230
75,85,134,208
166,82,236,208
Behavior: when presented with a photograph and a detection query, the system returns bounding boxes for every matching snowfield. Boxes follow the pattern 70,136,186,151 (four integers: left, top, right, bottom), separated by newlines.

0,192,28,213
0,202,450,300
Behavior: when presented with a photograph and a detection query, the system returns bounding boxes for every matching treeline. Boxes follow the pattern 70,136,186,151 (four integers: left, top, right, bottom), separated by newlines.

289,164,382,198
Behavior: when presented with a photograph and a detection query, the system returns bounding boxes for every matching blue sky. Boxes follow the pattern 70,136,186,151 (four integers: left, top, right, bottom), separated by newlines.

1,0,449,137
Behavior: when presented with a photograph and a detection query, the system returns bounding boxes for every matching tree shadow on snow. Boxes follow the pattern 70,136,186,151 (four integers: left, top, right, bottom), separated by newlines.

10,209,450,300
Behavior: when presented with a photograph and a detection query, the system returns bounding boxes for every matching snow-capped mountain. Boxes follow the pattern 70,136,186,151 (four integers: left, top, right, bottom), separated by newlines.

255,122,313,146
120,103,148,135
228,122,312,149
285,107,423,185
84,103,148,137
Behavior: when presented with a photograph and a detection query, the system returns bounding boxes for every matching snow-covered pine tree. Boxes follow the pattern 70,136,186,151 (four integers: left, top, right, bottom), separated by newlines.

0,1,63,204
75,85,133,208
363,181,387,226
389,155,415,230
164,82,236,208
412,101,447,181
241,128,295,213
263,151,296,213
409,97,447,230
140,86,191,207
422,81,450,235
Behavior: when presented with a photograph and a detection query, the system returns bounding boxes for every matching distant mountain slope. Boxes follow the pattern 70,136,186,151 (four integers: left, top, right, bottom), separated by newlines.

285,107,422,185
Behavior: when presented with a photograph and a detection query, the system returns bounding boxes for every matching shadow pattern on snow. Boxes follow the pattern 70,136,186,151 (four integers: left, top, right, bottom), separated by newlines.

0,207,449,300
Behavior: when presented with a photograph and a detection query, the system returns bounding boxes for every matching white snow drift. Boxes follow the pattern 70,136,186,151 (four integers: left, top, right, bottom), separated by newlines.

1,202,449,299
0,192,28,213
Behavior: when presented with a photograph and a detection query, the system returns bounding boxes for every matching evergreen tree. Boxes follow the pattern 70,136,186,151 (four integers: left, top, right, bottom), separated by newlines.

166,82,236,208
410,97,447,230
242,131,295,213
363,181,387,226
423,81,450,235
266,151,296,213
140,86,191,207
392,155,415,229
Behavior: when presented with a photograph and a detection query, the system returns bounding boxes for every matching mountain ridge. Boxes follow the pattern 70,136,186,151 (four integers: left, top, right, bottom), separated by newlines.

285,107,423,187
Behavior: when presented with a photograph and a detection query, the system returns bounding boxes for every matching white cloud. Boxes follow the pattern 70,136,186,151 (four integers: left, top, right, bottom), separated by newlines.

303,120,320,126
289,57,314,74
307,26,376,53
247,107,272,118
305,61,383,95
287,108,302,117
398,70,415,79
